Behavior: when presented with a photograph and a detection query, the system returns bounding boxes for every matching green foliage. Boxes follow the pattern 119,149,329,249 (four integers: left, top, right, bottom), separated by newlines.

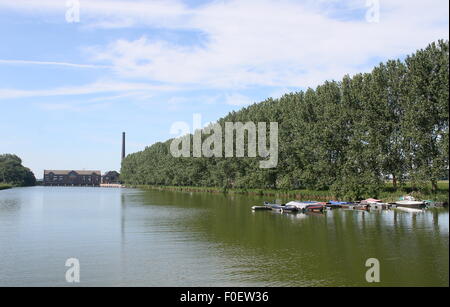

0,154,36,187
122,40,449,200
0,183,13,190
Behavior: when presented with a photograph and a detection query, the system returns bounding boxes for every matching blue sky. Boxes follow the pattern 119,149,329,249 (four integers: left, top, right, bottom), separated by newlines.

0,0,448,178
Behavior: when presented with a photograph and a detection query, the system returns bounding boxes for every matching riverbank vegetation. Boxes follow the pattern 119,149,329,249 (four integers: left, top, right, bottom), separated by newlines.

130,181,449,203
0,183,13,191
0,154,36,187
122,40,449,201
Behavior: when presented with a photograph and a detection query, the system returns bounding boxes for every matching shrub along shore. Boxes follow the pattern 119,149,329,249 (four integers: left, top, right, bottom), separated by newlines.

0,154,36,188
129,181,449,203
0,184,13,191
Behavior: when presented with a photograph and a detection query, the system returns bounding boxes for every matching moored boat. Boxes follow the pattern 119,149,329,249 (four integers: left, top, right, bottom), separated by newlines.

305,203,326,212
285,201,326,212
395,196,425,208
280,205,300,213
328,201,352,209
285,201,310,210
361,198,382,205
267,204,299,213
269,204,284,211
395,200,425,208
263,201,281,209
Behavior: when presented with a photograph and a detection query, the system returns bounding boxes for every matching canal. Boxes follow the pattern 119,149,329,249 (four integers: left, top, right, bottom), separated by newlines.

0,186,448,286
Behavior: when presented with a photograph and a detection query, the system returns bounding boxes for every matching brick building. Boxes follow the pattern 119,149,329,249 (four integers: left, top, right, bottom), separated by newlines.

43,170,102,186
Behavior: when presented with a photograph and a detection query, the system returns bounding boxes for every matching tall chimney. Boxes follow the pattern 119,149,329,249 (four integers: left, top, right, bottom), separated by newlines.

121,132,126,161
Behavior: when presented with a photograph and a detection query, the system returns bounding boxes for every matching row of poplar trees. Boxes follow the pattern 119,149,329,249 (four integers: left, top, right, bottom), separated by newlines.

121,40,449,200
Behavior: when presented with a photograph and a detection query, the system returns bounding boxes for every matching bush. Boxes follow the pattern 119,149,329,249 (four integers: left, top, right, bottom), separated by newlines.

0,154,36,187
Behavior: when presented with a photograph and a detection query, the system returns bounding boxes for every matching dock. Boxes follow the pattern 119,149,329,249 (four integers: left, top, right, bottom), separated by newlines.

100,184,124,188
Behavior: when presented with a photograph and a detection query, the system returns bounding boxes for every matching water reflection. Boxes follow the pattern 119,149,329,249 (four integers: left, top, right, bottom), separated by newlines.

118,189,448,286
0,198,21,212
0,187,448,287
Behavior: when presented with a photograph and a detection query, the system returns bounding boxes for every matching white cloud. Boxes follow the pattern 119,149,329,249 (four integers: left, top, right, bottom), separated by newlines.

0,0,190,28
0,0,448,91
0,80,178,99
34,101,112,112
0,59,110,69
86,91,149,103
83,0,448,89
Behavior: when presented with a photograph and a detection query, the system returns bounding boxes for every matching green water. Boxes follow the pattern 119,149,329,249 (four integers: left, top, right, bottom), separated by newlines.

0,186,448,286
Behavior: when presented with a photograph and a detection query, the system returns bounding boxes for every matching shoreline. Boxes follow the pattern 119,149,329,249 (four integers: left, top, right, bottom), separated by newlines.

128,185,331,201
0,184,13,191
127,183,449,203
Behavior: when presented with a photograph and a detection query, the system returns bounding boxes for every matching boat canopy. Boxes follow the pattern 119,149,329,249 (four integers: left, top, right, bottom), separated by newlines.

329,201,351,205
285,201,316,209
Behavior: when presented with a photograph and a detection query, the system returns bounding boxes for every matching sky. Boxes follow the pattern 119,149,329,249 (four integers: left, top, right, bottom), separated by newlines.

0,0,448,178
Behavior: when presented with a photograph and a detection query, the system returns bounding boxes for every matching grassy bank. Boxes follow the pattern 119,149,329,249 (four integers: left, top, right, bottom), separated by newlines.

128,181,449,203
0,183,13,191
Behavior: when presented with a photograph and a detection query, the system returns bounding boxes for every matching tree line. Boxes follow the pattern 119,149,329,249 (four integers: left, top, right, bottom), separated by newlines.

0,154,36,187
121,40,449,200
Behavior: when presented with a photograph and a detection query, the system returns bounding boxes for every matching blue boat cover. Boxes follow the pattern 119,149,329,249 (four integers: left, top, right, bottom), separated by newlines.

329,201,351,205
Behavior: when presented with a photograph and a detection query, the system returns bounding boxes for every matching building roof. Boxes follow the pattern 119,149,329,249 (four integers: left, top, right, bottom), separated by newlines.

44,170,101,176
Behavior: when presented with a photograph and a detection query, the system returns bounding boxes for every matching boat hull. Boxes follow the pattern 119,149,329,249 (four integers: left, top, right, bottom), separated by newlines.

305,204,325,212
395,200,425,208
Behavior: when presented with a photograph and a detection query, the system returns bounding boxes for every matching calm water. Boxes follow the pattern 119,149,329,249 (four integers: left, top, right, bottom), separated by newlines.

0,186,448,287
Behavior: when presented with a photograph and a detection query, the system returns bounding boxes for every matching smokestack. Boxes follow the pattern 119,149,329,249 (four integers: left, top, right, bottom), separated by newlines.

121,132,126,161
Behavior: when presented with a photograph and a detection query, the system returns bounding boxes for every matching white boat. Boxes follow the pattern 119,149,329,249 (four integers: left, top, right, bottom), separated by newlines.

360,198,382,205
395,200,424,207
395,206,423,214
285,201,310,210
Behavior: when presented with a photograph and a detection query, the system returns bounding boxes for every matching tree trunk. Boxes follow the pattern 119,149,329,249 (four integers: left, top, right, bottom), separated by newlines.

392,175,397,189
431,179,438,193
